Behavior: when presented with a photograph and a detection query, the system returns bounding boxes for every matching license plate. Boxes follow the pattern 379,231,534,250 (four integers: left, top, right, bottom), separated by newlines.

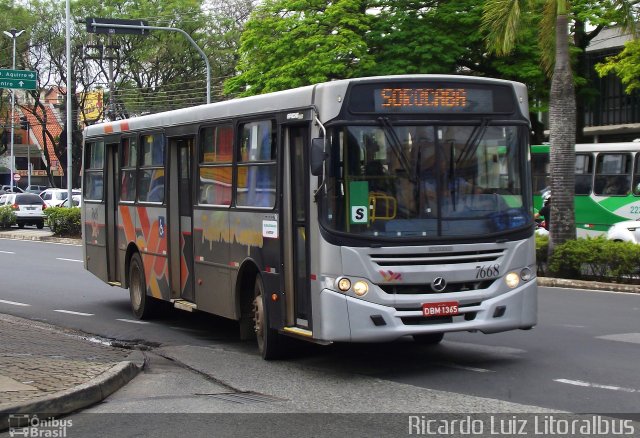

26,207,35,210
422,301,459,317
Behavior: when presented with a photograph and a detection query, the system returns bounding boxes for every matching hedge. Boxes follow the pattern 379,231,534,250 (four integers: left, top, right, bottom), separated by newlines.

44,206,81,236
537,235,640,283
0,205,16,228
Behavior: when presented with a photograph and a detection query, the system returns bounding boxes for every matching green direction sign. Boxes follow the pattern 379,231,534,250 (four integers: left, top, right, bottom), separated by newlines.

0,78,36,90
0,69,37,90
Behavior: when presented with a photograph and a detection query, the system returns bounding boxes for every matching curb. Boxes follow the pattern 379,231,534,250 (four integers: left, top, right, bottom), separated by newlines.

537,276,640,294
0,351,145,427
0,233,81,245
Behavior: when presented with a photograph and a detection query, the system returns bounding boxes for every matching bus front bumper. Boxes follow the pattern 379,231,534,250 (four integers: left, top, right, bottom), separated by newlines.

314,280,537,342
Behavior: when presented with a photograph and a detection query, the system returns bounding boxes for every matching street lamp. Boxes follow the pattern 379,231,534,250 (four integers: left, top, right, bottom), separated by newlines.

3,28,25,191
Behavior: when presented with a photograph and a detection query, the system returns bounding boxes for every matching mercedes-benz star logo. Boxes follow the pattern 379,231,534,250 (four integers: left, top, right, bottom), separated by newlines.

431,277,447,292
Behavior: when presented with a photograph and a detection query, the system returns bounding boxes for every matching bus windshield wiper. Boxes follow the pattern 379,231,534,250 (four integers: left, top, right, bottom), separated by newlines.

457,118,489,166
378,117,416,182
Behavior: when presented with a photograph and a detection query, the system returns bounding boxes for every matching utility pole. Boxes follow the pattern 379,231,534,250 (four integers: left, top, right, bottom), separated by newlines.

107,34,115,120
3,28,25,191
104,35,121,121
66,0,72,204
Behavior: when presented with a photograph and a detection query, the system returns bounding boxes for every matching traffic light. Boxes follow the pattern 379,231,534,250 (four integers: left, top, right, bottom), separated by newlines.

19,116,28,130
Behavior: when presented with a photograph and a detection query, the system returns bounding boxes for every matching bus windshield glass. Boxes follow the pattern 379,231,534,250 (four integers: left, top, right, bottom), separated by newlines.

319,123,531,238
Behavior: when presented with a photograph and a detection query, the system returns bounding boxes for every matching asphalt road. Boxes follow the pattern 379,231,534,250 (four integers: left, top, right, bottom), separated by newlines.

0,237,638,414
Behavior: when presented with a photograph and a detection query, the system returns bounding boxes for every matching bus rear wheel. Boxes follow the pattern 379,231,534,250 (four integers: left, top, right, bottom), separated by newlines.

129,253,158,320
413,332,444,345
252,276,284,360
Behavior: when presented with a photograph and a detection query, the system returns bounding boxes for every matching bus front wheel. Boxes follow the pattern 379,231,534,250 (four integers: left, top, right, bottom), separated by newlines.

129,253,158,320
253,276,284,360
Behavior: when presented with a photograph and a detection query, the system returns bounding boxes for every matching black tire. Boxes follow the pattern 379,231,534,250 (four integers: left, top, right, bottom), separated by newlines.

129,252,158,319
18,222,24,229
36,221,44,229
413,332,445,345
253,276,285,360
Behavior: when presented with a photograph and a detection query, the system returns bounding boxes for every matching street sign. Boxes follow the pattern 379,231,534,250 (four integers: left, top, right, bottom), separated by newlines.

0,69,37,81
0,70,37,90
86,18,149,35
13,173,20,181
0,78,36,90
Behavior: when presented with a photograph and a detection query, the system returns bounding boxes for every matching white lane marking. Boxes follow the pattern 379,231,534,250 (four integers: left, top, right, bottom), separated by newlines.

597,333,640,345
554,379,638,393
562,324,586,328
436,362,494,373
54,309,94,316
0,250,15,254
56,257,83,263
0,299,30,306
116,318,150,325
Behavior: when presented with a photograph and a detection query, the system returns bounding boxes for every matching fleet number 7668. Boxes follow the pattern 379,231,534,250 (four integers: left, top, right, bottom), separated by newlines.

476,264,500,279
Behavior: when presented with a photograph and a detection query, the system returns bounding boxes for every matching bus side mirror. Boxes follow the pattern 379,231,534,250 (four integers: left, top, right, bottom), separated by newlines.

310,138,327,176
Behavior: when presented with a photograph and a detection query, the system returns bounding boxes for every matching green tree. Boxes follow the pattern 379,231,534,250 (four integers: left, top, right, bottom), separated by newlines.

483,0,576,252
595,38,640,93
482,0,636,252
224,0,374,96
74,0,213,116
0,0,35,158
227,0,550,139
25,0,96,188
366,0,549,140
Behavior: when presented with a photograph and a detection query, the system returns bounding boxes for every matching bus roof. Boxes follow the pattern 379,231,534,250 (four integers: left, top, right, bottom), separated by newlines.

85,74,529,139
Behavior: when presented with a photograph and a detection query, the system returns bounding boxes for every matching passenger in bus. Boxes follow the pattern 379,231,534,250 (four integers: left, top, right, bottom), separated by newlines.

420,156,481,216
603,176,629,196
365,160,389,192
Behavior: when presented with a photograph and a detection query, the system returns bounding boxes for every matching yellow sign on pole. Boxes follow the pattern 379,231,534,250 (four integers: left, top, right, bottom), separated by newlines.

81,90,104,122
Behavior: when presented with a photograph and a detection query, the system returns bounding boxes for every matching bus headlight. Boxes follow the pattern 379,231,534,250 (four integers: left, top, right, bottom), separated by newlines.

353,281,369,296
520,267,533,282
505,272,520,289
337,278,351,292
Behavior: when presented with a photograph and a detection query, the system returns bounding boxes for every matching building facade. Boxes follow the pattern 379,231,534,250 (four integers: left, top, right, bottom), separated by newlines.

584,26,640,142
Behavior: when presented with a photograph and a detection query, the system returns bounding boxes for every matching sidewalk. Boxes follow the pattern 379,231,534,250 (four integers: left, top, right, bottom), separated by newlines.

0,314,143,429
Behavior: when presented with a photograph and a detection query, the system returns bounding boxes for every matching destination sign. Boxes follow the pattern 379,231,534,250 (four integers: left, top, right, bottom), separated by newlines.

348,82,515,114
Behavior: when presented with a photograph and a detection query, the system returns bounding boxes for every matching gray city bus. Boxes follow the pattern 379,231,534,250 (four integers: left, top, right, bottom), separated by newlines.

83,75,537,359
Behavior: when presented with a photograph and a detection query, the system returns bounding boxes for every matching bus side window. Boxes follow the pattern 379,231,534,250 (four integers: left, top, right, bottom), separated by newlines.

575,153,593,195
633,154,640,196
236,120,276,208
594,153,631,196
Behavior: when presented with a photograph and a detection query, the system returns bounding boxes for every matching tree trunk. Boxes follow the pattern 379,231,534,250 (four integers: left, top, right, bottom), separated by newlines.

548,13,576,254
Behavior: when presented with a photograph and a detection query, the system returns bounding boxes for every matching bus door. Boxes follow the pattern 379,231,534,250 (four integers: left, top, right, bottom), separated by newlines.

105,142,119,283
168,137,195,302
284,125,312,328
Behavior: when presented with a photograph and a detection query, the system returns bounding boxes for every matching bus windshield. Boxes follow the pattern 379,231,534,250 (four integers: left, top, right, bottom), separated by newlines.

319,123,531,239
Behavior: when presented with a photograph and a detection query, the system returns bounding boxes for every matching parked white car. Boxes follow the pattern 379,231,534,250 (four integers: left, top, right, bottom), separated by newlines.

606,220,640,243
40,188,81,208
0,193,46,229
